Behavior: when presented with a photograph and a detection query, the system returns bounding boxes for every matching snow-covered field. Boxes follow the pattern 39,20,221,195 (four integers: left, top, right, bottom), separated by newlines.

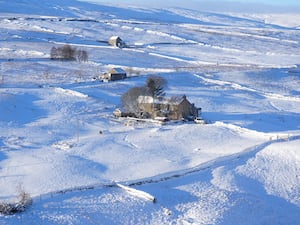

0,0,300,224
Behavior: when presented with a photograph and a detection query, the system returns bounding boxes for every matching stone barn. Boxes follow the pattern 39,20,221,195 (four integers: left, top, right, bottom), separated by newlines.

102,68,127,81
108,36,125,48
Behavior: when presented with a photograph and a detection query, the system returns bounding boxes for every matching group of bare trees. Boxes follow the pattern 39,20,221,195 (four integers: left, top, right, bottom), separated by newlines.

121,75,167,116
50,44,88,62
0,188,32,215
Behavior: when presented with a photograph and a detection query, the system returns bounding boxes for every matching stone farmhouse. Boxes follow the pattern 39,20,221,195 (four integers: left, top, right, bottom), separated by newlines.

137,95,201,121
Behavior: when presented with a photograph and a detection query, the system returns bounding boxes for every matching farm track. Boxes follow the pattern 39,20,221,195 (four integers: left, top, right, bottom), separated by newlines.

194,73,300,102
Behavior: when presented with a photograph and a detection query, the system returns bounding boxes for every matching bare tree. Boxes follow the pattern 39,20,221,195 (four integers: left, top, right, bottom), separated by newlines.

50,46,58,60
146,75,167,98
121,86,148,115
0,186,32,215
76,49,88,62
61,44,76,60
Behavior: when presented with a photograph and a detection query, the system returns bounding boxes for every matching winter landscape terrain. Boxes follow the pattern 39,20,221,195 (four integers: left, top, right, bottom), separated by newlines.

0,0,300,224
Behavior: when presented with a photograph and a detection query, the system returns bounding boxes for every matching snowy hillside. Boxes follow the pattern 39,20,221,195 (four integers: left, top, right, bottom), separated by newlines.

0,0,300,224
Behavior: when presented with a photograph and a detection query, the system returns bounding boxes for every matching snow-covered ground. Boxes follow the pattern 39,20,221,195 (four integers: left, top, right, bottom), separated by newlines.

0,0,300,224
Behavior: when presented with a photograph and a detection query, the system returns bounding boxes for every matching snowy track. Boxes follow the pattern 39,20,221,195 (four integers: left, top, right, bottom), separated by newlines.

195,73,300,102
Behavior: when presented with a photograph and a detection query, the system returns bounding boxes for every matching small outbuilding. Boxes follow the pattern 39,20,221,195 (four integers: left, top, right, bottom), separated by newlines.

102,68,127,81
108,36,126,48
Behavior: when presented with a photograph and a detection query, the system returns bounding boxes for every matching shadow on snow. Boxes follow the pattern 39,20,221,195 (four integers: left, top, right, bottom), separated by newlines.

203,111,300,133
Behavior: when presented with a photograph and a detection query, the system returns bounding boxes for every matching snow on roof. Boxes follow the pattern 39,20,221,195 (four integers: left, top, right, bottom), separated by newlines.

137,95,154,103
109,36,121,41
168,95,186,105
137,95,187,105
109,68,126,74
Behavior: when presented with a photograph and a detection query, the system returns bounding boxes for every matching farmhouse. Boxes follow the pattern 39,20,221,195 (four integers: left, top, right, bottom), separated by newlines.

137,95,201,121
101,68,127,81
108,36,126,48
